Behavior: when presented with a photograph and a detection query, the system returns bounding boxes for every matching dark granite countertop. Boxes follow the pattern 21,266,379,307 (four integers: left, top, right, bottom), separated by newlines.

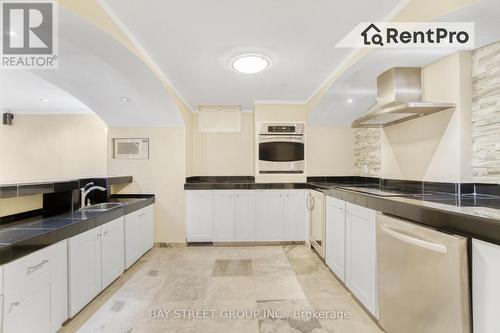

0,194,154,265
185,176,500,246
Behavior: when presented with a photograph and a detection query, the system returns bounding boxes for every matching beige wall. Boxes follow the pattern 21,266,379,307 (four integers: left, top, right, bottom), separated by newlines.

0,114,107,183
0,114,107,217
307,124,354,176
380,51,473,182
191,112,254,176
107,126,186,243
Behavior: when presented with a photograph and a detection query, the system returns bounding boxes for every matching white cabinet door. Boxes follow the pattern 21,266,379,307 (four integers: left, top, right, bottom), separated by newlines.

102,217,125,289
256,190,284,241
3,241,67,333
284,190,306,241
68,226,102,317
473,238,500,333
345,203,378,318
235,190,256,241
124,205,154,269
325,196,346,282
186,191,214,242
214,191,235,242
142,205,154,252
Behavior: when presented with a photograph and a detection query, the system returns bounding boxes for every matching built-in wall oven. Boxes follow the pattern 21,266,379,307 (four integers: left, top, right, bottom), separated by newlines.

258,122,305,174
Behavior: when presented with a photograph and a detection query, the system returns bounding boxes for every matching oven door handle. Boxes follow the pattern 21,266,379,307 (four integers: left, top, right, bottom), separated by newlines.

259,136,304,143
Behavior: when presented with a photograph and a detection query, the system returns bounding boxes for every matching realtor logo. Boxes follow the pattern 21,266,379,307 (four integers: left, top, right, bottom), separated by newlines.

1,0,58,68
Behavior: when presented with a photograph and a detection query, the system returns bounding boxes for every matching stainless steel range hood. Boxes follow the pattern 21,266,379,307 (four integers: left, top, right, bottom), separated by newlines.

352,67,455,128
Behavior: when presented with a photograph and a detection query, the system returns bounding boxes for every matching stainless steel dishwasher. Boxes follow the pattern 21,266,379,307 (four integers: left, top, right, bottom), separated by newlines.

376,213,470,333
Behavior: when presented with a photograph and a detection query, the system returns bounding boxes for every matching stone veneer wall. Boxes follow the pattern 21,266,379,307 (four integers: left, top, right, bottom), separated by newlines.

472,42,500,183
353,128,381,177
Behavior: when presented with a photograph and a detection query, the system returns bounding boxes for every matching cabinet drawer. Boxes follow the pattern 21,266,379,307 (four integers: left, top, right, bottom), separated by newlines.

5,243,55,291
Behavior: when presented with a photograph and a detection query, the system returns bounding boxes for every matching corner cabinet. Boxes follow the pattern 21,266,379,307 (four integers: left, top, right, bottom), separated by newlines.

185,189,305,243
345,202,378,318
325,196,346,282
3,240,68,333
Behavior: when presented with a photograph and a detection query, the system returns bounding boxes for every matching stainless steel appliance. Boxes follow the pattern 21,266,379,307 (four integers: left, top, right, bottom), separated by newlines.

377,213,470,333
352,67,455,128
258,122,305,174
307,189,325,258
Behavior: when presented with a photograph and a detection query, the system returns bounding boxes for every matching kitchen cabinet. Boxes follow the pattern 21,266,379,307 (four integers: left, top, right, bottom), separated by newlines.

284,190,306,241
124,205,154,268
325,196,346,282
101,217,125,289
68,226,102,317
185,189,305,242
186,190,214,242
345,202,378,318
235,190,255,241
214,191,235,241
472,238,500,333
256,190,285,241
3,240,68,333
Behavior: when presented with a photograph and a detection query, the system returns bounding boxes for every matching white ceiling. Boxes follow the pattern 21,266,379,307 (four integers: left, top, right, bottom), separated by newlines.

101,0,402,110
309,0,500,124
15,6,183,126
0,70,91,114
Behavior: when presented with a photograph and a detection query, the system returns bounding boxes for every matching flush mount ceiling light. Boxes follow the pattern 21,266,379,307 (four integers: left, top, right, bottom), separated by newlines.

347,99,353,104
40,98,49,103
230,54,271,74
120,97,131,102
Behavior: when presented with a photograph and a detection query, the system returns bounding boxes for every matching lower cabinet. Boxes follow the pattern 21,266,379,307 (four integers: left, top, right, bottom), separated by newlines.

186,191,214,242
102,217,125,289
214,191,236,241
69,217,126,317
234,191,256,241
472,238,500,333
256,190,285,241
186,190,305,242
284,190,306,241
68,226,103,317
345,202,378,318
3,240,68,333
124,205,154,268
325,196,346,282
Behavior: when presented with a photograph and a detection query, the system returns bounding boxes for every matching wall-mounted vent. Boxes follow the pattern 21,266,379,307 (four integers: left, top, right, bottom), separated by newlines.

198,105,241,133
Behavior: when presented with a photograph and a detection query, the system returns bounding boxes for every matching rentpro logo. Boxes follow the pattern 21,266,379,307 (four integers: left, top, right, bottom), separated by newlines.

1,0,58,68
336,22,474,49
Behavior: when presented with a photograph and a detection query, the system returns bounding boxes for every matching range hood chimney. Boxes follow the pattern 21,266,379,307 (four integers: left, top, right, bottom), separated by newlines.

351,67,455,128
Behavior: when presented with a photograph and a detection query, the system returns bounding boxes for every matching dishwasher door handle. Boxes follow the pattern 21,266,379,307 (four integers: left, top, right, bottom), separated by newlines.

380,224,448,254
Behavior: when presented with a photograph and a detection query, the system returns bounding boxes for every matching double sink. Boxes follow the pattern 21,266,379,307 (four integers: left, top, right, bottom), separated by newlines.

0,202,124,244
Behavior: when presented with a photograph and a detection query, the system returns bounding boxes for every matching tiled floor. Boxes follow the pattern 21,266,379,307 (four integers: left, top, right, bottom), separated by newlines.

59,245,383,333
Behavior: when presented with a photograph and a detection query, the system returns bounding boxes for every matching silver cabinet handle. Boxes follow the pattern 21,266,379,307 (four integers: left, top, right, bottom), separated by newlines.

103,231,109,236
26,259,49,275
380,224,447,254
310,195,315,210
8,301,20,313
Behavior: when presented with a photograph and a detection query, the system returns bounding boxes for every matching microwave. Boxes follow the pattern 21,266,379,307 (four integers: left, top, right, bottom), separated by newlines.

113,138,149,159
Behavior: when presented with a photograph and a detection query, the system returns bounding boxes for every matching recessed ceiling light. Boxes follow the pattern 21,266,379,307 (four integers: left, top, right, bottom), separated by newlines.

8,31,16,36
231,54,270,74
120,97,130,102
347,99,353,104
40,98,49,103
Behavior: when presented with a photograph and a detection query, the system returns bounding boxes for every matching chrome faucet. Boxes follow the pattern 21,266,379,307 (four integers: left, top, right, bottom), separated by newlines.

80,182,107,208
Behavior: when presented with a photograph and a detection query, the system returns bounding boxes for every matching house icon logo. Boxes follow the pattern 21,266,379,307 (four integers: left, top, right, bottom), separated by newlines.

360,23,383,46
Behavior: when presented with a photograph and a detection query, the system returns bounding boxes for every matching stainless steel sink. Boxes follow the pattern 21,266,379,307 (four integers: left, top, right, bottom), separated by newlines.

80,202,123,212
